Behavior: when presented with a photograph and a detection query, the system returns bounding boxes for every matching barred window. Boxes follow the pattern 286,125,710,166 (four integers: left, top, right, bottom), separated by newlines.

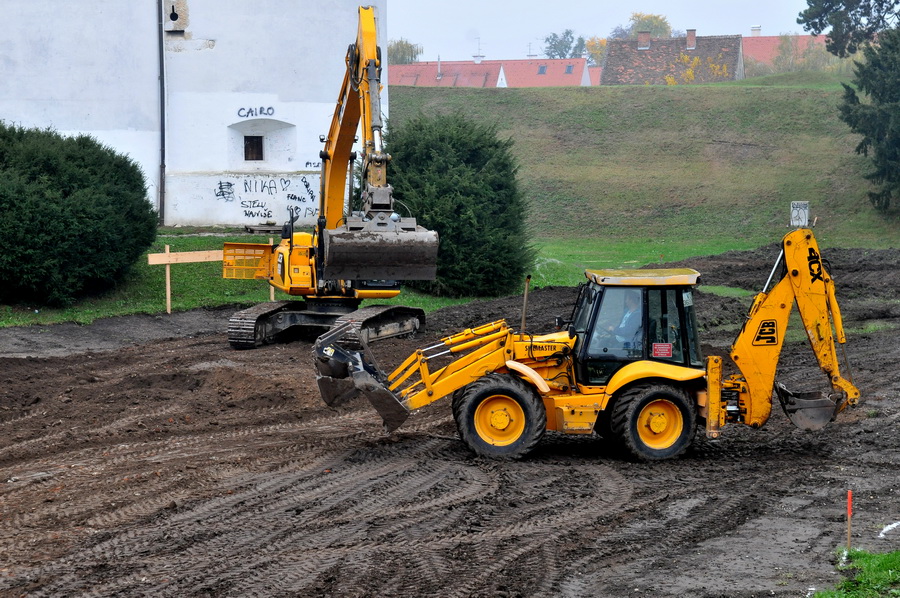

244,136,264,161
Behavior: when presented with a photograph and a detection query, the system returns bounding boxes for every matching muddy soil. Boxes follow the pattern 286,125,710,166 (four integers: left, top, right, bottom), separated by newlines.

1,247,899,597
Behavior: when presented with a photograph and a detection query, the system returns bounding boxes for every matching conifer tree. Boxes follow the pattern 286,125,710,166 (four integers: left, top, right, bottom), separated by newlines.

839,27,900,211
385,113,534,297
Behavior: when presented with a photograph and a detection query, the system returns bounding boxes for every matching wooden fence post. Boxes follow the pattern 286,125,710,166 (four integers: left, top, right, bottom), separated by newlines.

147,248,226,313
164,245,172,314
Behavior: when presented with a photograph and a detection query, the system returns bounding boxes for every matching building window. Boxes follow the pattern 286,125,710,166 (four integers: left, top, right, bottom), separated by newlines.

537,65,547,75
565,64,574,74
244,136,264,161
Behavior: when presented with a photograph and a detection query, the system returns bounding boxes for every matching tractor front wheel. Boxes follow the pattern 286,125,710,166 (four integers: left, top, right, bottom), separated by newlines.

452,374,546,459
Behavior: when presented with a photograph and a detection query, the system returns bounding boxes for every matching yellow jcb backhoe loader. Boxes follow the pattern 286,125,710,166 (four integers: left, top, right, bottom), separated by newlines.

313,228,860,460
221,6,439,349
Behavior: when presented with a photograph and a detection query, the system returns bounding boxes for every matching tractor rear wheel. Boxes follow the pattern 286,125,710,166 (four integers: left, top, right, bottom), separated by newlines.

452,374,546,459
610,384,696,461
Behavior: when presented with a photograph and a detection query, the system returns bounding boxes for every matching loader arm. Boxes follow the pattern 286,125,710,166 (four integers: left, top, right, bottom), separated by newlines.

315,320,514,432
727,228,860,430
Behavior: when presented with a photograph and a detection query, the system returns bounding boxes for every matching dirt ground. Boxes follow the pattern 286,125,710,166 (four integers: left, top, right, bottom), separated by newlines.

1,245,899,597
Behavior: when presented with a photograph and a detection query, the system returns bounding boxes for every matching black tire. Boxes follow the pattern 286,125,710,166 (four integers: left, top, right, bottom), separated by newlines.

610,384,696,461
452,374,546,459
595,409,614,440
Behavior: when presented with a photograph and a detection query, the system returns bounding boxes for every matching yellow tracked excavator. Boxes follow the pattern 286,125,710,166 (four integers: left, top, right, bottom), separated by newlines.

222,6,439,349
314,228,860,460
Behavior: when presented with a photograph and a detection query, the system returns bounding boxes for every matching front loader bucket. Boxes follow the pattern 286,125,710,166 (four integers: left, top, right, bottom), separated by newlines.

775,382,843,431
313,321,411,432
349,369,410,433
322,225,439,281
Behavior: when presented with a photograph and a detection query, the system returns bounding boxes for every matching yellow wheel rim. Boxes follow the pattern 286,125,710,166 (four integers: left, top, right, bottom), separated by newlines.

636,399,683,450
473,395,526,446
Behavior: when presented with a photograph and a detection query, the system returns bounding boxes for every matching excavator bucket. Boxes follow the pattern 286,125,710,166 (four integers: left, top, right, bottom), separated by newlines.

323,225,439,281
775,382,844,431
313,321,411,432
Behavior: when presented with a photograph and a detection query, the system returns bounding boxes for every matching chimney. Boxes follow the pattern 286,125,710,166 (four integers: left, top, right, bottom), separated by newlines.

751,26,762,37
686,29,696,50
473,53,484,64
637,31,650,50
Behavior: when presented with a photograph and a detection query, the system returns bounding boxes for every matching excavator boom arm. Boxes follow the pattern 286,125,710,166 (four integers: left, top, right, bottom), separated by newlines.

315,5,438,283
319,6,382,228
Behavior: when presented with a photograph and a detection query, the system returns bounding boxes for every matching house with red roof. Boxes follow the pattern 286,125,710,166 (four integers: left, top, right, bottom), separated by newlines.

601,29,744,85
742,33,827,66
389,58,593,88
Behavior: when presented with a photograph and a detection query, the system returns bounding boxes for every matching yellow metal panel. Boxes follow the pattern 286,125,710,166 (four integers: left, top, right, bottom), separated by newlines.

605,360,706,397
585,268,700,287
553,405,600,434
354,289,402,299
222,243,272,280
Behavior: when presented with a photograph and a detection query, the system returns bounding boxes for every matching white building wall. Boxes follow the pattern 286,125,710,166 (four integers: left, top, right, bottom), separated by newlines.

1,1,161,200
2,0,387,227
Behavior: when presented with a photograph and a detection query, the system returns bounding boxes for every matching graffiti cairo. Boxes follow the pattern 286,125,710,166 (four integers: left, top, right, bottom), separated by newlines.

214,175,318,224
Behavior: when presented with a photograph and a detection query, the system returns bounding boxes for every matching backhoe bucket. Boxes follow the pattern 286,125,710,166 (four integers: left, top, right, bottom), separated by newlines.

313,322,410,432
775,382,843,431
323,225,439,281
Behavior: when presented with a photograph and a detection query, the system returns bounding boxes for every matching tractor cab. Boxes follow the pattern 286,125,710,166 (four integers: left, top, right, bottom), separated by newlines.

567,269,705,386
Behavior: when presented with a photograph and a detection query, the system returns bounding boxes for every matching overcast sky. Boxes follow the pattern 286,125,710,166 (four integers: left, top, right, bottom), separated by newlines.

386,0,817,62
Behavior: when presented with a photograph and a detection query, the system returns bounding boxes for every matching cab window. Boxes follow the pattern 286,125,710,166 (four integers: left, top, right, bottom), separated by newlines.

585,287,643,360
647,289,684,364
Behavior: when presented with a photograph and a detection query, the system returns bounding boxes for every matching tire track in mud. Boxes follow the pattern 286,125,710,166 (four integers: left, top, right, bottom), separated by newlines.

1,257,896,597
0,400,386,580
3,434,635,597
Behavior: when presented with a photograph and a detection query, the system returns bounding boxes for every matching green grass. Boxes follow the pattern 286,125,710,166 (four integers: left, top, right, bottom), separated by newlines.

699,285,756,298
0,233,272,327
2,72,898,327
0,230,472,328
815,549,900,597
390,75,899,254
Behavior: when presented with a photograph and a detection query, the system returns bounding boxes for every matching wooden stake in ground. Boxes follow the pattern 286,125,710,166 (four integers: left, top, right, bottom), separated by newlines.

847,489,853,551
147,246,225,314
165,245,171,314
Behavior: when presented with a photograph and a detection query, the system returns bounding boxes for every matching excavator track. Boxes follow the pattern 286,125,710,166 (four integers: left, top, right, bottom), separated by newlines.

330,304,424,348
229,301,424,350
227,301,293,349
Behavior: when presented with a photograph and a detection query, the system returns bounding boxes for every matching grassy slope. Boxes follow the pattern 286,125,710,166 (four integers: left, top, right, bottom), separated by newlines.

389,73,898,285
3,73,898,326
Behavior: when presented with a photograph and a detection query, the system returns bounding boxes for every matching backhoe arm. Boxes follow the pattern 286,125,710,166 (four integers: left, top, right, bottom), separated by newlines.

728,228,860,430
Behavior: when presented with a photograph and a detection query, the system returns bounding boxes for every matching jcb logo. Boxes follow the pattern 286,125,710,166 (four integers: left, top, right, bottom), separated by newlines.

807,248,824,284
753,319,778,345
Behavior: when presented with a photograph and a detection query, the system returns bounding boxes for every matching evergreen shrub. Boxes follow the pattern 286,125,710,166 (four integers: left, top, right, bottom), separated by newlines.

0,123,157,306
385,112,534,297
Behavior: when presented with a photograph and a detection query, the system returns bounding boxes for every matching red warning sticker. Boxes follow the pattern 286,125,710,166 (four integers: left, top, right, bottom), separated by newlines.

652,343,673,358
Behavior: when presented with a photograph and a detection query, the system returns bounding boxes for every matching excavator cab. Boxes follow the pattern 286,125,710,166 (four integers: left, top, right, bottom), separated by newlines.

568,269,705,386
